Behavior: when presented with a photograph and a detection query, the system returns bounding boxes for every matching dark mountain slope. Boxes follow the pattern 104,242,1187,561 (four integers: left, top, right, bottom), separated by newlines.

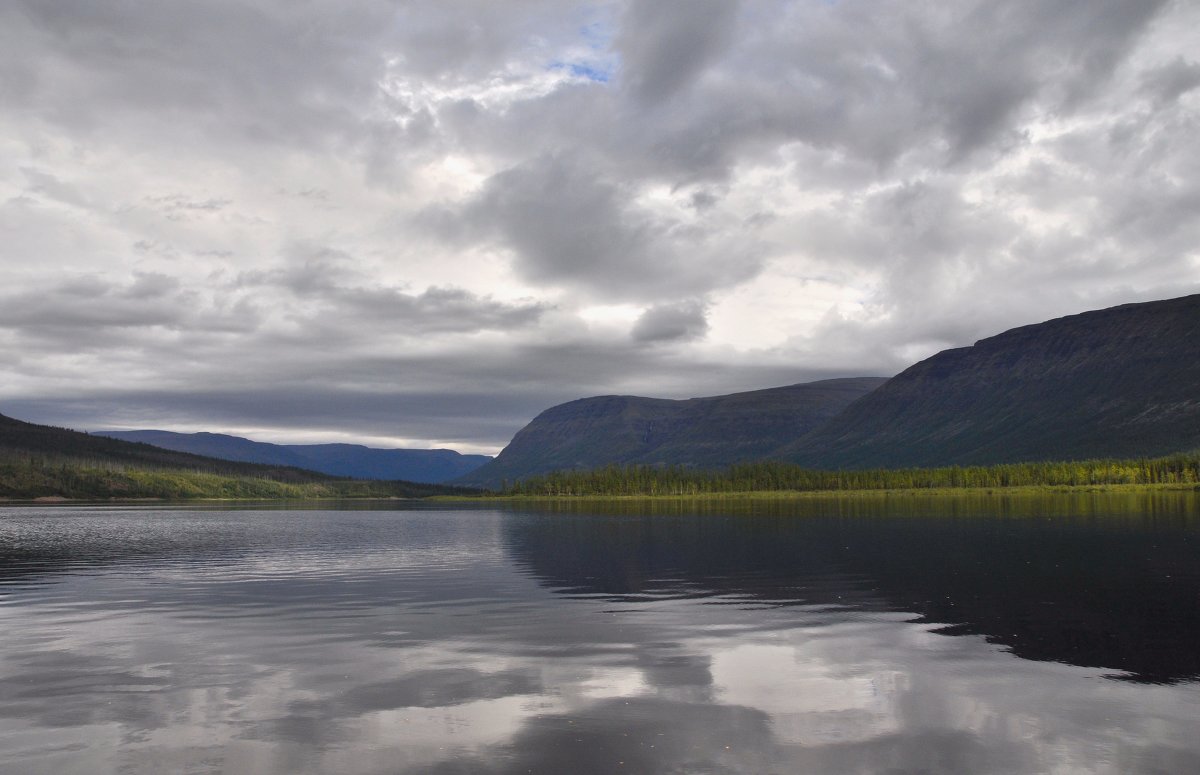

97,430,491,484
0,413,466,497
787,294,1200,468
459,377,886,487
1,413,316,481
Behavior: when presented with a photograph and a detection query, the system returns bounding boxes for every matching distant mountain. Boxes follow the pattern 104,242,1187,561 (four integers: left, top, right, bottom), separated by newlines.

1,413,315,481
786,294,1200,468
458,378,887,487
96,430,491,484
0,412,466,498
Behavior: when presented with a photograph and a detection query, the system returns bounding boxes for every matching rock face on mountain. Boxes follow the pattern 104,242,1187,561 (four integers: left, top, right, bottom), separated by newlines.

458,377,887,487
786,294,1200,468
97,431,491,484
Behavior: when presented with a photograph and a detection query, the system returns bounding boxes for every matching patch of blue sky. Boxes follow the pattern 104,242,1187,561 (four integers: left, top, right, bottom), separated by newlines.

545,10,618,85
549,59,614,83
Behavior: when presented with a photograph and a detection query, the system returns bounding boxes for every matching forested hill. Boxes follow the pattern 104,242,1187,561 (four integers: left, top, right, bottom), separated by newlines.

0,412,466,498
97,430,491,484
1,412,311,478
786,293,1200,468
457,377,886,488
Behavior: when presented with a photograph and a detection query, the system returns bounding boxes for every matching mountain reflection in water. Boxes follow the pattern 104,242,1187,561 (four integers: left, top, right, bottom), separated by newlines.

505,493,1200,683
0,494,1197,774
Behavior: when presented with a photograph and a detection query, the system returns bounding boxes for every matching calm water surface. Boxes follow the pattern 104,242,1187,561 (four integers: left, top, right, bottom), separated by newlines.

1,493,1199,774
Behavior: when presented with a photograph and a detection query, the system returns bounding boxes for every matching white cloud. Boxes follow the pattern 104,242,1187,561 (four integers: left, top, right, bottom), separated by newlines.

1,0,1197,449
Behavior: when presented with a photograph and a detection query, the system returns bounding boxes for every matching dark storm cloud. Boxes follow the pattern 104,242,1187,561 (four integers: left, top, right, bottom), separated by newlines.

631,300,709,343
449,154,671,293
616,0,740,104
0,273,258,338
442,153,764,300
1142,57,1200,105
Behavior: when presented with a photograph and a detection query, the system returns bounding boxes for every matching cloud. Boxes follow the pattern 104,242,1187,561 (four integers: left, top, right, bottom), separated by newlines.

242,245,551,336
0,0,399,148
1142,57,1200,105
0,338,842,451
0,272,256,340
631,300,709,343
19,167,91,209
447,153,765,300
466,154,665,293
616,0,740,104
0,0,1196,451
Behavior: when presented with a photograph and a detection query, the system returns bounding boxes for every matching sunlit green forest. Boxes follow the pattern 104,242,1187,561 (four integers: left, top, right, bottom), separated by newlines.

499,454,1200,496
0,457,463,499
0,412,469,499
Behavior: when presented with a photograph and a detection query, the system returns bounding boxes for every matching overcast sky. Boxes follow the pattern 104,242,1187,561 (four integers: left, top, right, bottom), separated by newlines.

2,0,1198,454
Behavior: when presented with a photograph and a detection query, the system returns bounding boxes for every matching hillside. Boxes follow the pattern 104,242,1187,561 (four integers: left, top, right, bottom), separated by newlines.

97,430,491,484
458,377,886,487
0,413,466,498
786,294,1200,468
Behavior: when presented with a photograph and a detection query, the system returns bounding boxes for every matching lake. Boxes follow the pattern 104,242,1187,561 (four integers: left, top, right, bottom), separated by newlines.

1,493,1199,774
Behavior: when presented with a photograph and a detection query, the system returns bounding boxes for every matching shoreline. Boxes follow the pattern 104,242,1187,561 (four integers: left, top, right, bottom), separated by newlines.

435,482,1200,502
0,495,426,505
2,482,1198,506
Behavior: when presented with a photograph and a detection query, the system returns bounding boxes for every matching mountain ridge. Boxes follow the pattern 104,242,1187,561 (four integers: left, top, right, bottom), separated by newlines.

458,377,887,487
96,430,492,484
463,293,1200,485
784,293,1200,468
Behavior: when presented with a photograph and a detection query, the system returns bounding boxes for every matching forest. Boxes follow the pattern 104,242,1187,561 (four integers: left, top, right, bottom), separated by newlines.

0,457,464,499
498,454,1200,497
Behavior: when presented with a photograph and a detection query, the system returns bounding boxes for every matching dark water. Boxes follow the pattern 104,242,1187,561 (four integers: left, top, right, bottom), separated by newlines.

1,494,1199,774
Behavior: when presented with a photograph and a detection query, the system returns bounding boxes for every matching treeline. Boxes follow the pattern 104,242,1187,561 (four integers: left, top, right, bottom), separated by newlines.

499,454,1200,496
0,457,465,500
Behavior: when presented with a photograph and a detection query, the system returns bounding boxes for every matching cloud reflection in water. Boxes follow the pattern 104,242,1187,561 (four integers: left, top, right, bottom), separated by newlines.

0,498,1197,774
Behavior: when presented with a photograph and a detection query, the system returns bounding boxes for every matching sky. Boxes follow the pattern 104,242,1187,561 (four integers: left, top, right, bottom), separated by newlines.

1,0,1198,455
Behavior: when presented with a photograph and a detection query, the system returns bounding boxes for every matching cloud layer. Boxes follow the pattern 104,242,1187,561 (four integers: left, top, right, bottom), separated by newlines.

1,0,1198,451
